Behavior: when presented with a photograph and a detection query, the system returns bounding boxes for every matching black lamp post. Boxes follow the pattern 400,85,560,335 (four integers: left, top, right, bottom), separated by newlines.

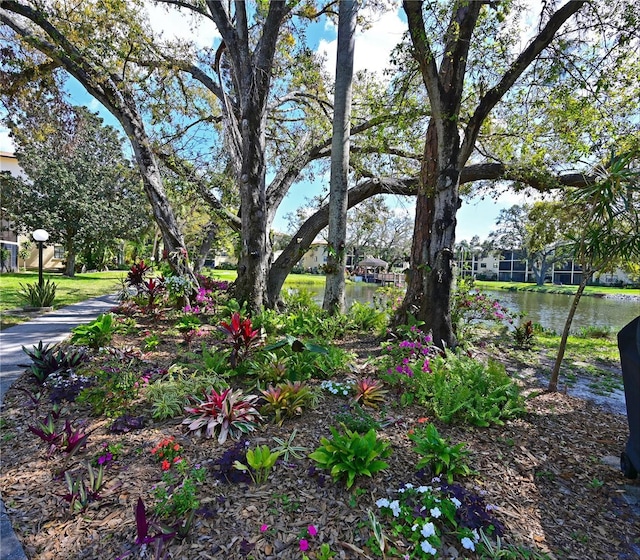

32,229,49,288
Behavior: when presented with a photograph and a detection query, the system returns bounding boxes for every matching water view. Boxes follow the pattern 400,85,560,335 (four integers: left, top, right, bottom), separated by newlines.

302,282,640,334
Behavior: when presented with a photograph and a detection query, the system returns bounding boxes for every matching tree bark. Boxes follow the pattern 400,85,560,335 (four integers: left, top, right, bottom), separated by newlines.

64,235,76,277
396,0,586,348
396,121,460,348
323,0,358,315
194,221,218,274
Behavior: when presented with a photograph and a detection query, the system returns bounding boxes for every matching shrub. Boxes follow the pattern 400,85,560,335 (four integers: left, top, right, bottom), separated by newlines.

372,285,405,316
412,352,525,426
450,278,514,341
76,365,141,417
308,426,391,489
575,325,614,339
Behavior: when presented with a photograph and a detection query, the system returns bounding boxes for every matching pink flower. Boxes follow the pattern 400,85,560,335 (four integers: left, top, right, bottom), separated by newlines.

299,539,309,551
260,524,269,532
308,525,317,537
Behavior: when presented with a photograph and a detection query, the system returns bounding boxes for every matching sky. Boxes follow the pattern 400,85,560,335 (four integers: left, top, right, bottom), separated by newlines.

0,1,535,243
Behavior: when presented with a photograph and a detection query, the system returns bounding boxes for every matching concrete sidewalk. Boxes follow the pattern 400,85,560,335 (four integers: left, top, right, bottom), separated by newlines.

0,294,119,560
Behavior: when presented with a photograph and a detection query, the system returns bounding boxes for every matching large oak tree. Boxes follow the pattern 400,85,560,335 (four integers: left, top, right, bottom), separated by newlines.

397,0,639,348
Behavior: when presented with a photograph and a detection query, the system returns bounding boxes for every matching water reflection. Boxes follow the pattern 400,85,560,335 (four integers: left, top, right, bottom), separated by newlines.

299,281,639,334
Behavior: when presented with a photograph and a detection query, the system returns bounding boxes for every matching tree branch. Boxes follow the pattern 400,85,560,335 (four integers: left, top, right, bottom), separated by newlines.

459,1,587,163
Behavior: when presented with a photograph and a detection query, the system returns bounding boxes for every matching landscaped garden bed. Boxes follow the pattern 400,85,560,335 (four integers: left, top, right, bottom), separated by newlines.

0,268,638,560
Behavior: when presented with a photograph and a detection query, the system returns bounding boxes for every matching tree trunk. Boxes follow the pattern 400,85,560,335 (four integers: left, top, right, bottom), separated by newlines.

548,274,590,391
323,0,358,315
396,121,460,348
64,237,76,277
194,221,218,274
233,110,270,314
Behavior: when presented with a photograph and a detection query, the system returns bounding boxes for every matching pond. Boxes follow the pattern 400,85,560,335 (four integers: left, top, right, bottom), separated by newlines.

300,282,640,334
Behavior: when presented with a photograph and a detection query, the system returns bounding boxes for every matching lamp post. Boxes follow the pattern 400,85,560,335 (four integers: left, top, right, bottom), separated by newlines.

32,229,49,288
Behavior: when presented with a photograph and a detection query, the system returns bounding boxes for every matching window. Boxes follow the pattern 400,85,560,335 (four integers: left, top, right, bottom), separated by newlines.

54,246,65,259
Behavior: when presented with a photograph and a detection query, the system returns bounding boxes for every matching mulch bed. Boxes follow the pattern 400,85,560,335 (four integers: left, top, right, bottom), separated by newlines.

1,319,639,560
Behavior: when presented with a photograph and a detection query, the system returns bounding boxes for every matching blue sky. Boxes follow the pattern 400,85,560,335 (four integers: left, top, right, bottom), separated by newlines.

0,1,530,242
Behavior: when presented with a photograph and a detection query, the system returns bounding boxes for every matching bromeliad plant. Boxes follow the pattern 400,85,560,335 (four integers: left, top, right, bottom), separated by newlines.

352,377,388,409
260,381,316,426
409,423,474,484
308,426,391,489
219,312,261,368
182,388,262,444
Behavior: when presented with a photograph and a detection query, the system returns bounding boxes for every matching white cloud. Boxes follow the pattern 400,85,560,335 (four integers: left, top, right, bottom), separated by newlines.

0,126,15,153
144,1,219,49
318,5,405,78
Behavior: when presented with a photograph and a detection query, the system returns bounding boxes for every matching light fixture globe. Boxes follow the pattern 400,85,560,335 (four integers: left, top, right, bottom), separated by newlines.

33,229,50,242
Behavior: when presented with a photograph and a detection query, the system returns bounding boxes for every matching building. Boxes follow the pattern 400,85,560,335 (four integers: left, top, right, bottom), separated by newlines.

0,151,64,272
298,241,328,272
455,248,633,286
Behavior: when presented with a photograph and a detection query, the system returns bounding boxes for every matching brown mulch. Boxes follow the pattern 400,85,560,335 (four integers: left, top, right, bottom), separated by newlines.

1,320,639,560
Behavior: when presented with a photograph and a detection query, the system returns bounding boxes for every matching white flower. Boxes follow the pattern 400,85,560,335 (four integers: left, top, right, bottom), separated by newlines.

461,537,475,551
375,498,390,509
421,540,437,555
404,483,414,489
421,522,436,538
417,485,431,493
472,529,480,543
411,524,418,532
430,507,442,518
451,497,462,508
389,500,401,517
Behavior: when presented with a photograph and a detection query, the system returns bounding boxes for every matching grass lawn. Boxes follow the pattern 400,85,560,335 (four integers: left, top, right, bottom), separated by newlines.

474,280,640,298
0,270,328,330
207,270,327,287
0,271,126,329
